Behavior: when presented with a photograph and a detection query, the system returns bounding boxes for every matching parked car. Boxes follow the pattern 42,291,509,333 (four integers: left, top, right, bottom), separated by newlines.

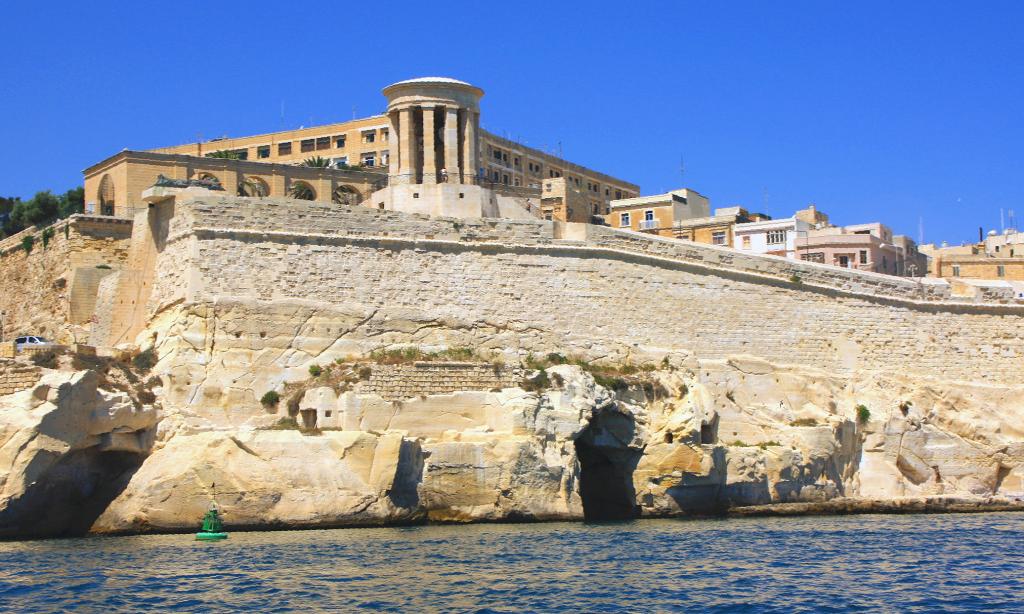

14,336,53,351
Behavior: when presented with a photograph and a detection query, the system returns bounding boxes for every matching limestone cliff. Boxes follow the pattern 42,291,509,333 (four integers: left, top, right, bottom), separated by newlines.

22,348,1013,535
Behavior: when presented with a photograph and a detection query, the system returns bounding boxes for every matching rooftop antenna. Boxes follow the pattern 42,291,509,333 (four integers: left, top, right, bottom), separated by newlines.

918,215,924,245
679,156,686,187
1010,208,1017,231
352,105,357,120
1001,207,1005,232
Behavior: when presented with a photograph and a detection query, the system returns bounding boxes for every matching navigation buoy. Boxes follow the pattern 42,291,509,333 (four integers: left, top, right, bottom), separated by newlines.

196,503,228,541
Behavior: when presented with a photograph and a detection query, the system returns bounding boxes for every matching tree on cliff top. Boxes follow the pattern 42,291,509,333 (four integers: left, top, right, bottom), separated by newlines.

1,188,83,238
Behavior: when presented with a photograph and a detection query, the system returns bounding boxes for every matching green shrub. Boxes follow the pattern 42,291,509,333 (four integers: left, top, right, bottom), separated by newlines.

30,351,57,369
260,390,280,407
41,227,55,249
132,348,157,372
64,224,70,239
758,440,782,450
789,274,802,284
308,364,323,377
521,369,550,392
856,404,871,425
790,418,818,427
21,235,34,254
268,416,299,430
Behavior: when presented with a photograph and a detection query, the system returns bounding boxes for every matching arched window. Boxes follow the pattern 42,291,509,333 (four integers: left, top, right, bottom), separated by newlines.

332,184,361,206
289,181,316,201
98,174,115,216
238,176,270,198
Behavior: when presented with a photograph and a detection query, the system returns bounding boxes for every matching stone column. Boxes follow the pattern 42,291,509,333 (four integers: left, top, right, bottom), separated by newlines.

398,107,416,185
388,111,399,180
462,111,478,184
444,106,460,183
422,105,436,184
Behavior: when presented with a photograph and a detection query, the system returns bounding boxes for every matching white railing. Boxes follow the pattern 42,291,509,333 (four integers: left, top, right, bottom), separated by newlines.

638,220,659,231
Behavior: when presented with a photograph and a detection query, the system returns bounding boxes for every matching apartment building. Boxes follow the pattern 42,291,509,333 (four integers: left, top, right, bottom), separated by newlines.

607,189,710,236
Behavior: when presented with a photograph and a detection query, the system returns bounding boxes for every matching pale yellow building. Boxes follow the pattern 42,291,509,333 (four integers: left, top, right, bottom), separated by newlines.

607,188,712,236
84,78,638,216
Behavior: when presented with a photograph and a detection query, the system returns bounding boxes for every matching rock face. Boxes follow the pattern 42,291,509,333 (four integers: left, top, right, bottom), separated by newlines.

2,350,1023,537
0,368,158,537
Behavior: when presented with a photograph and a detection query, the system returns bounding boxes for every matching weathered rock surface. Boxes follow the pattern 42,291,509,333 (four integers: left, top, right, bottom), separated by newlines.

0,368,158,537
3,350,1023,537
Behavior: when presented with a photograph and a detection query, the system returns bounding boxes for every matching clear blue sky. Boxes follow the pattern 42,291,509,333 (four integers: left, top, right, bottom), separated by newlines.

2,1,1022,245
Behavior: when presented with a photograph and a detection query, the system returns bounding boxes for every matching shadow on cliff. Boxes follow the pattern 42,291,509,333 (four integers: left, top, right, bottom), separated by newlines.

0,449,145,540
575,410,642,521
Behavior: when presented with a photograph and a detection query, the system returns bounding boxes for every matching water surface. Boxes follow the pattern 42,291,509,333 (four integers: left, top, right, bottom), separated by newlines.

1,513,1022,612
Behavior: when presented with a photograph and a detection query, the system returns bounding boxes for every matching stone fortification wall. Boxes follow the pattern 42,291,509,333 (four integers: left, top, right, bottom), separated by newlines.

150,196,1024,385
0,359,40,396
0,216,132,343
356,362,523,401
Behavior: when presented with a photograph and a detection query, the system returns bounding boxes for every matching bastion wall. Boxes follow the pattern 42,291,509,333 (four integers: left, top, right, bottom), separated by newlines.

0,216,132,343
140,195,1024,387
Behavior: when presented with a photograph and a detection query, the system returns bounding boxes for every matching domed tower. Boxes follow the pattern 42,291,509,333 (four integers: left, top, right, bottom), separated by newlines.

383,77,483,186
371,77,515,219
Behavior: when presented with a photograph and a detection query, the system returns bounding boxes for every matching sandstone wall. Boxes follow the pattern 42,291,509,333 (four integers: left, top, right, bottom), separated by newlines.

145,196,1024,387
355,362,523,401
0,360,40,396
0,216,132,343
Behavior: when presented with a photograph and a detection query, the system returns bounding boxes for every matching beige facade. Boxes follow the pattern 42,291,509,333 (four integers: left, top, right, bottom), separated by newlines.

539,177,594,223
84,151,385,217
83,78,637,217
607,189,711,236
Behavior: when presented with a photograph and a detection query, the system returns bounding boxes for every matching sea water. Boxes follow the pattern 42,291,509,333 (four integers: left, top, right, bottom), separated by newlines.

1,513,1022,612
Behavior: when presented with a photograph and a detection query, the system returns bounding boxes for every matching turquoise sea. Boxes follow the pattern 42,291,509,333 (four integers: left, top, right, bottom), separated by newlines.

1,513,1022,612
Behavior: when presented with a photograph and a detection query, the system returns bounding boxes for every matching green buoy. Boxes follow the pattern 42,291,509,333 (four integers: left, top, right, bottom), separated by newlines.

196,502,228,541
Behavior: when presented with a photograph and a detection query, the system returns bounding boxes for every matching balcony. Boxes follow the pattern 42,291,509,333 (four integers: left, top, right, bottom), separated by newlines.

638,220,659,231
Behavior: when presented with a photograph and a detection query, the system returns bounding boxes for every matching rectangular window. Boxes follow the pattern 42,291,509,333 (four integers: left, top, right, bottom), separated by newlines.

712,231,726,245
361,152,376,167
494,149,503,161
380,128,388,140
300,139,315,153
838,255,850,268
620,213,631,227
335,135,346,148
615,190,622,199
644,210,654,222
742,236,751,249
952,265,960,277
766,229,787,245
278,142,292,155
503,174,509,185
362,131,375,144
315,137,330,151
997,265,1006,277
859,250,868,264
800,252,825,263
333,156,348,167
257,145,270,159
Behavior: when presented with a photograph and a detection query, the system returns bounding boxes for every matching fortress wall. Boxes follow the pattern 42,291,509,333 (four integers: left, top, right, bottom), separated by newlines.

151,197,1024,385
0,217,132,343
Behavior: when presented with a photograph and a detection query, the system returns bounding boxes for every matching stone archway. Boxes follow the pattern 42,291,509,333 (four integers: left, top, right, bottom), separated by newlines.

332,184,361,206
98,174,115,216
238,176,270,198
289,181,316,201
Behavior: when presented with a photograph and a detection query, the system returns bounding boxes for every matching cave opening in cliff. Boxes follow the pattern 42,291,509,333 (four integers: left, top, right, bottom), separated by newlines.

575,412,641,522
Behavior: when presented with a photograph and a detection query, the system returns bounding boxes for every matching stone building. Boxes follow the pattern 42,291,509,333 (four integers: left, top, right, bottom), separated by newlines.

607,189,711,236
794,222,926,277
83,77,638,217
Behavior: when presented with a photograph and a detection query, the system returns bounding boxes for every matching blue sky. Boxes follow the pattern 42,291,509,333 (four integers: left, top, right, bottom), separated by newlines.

1,1,1022,245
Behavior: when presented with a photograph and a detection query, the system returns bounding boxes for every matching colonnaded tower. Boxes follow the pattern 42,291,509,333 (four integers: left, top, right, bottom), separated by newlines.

370,77,534,219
